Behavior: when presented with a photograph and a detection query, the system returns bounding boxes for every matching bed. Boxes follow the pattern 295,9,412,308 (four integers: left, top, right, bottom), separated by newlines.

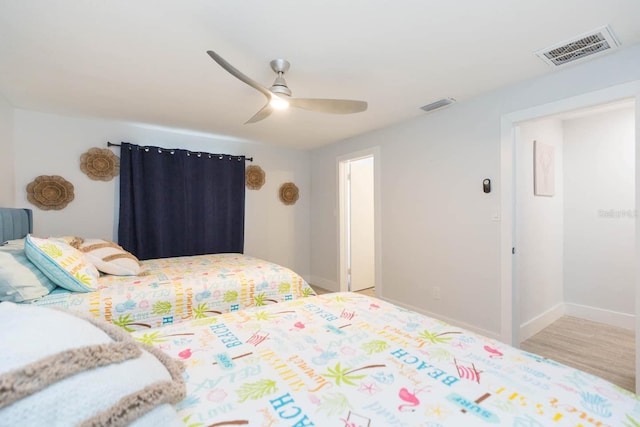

0,207,315,330
3,292,638,426
125,292,639,426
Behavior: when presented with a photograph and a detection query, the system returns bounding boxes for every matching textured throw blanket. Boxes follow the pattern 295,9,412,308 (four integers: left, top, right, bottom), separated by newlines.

0,302,186,427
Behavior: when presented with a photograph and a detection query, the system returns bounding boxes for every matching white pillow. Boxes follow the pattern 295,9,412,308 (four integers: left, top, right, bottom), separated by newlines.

0,239,56,302
24,234,99,292
0,302,185,426
77,238,141,276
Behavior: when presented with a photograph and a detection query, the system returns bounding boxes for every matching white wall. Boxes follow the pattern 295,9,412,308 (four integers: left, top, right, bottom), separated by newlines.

516,119,564,339
0,95,14,206
12,110,310,278
563,106,635,320
310,44,640,338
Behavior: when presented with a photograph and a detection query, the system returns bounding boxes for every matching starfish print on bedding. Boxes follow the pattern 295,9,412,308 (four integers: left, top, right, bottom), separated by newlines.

358,382,381,395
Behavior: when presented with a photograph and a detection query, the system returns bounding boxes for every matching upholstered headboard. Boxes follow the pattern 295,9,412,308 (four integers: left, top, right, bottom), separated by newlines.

0,208,33,243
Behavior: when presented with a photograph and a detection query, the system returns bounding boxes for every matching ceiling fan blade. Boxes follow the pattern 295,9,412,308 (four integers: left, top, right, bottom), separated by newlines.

289,98,368,114
207,50,272,99
245,102,273,124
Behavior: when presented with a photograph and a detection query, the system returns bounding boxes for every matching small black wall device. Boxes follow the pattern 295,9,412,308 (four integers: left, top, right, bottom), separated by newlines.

483,179,491,193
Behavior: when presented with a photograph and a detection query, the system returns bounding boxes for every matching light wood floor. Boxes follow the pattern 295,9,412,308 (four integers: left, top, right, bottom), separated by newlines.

520,316,635,392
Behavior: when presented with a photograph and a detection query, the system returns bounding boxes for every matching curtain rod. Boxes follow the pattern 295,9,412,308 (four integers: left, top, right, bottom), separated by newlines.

107,141,253,162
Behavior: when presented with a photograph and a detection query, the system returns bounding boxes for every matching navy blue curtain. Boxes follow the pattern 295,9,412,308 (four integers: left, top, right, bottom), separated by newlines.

118,143,245,260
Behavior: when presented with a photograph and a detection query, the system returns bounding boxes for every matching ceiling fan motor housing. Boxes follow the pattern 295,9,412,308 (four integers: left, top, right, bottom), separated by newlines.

270,76,291,96
269,59,292,96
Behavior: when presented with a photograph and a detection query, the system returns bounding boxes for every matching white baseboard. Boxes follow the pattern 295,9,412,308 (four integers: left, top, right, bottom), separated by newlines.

308,276,339,292
381,296,502,341
519,303,565,341
565,302,635,331
519,302,635,340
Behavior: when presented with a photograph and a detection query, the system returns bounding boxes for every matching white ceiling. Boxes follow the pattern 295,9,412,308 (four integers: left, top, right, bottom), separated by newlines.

1,1,639,149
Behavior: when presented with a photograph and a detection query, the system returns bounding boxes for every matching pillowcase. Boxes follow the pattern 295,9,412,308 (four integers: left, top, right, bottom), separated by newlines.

0,302,185,426
76,238,141,276
24,234,100,293
0,239,56,302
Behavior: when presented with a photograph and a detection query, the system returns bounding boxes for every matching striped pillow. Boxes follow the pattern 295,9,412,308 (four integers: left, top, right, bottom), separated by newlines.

78,238,141,276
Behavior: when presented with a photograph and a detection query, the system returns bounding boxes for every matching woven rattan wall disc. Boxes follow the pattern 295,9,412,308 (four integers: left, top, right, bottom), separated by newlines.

80,147,120,181
279,182,299,205
26,175,75,210
246,165,265,190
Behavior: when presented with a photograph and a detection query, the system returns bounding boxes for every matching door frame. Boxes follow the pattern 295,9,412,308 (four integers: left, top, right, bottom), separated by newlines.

499,80,640,389
337,147,382,295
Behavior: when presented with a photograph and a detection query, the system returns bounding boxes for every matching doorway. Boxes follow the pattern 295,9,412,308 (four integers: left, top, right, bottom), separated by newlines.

513,100,636,391
338,148,381,295
499,81,640,390
515,101,635,340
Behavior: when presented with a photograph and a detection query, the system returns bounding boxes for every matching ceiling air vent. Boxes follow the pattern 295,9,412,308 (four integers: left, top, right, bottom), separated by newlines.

535,25,620,67
420,98,456,113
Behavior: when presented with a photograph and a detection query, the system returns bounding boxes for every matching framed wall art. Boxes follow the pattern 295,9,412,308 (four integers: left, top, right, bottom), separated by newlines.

534,140,555,197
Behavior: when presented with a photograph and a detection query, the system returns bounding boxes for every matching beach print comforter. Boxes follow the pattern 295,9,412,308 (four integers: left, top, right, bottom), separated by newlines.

31,253,314,330
134,292,640,426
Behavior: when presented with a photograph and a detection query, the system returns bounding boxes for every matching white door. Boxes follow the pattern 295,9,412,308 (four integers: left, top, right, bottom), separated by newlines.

347,157,375,291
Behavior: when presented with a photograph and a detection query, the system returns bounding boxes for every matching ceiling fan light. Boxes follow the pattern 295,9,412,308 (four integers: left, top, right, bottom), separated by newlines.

270,97,290,110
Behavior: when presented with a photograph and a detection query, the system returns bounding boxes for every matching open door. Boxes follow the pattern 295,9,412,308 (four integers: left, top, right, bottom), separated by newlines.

347,156,375,292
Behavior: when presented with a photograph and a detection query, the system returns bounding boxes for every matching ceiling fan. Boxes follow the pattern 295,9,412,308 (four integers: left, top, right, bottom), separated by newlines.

206,50,368,124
